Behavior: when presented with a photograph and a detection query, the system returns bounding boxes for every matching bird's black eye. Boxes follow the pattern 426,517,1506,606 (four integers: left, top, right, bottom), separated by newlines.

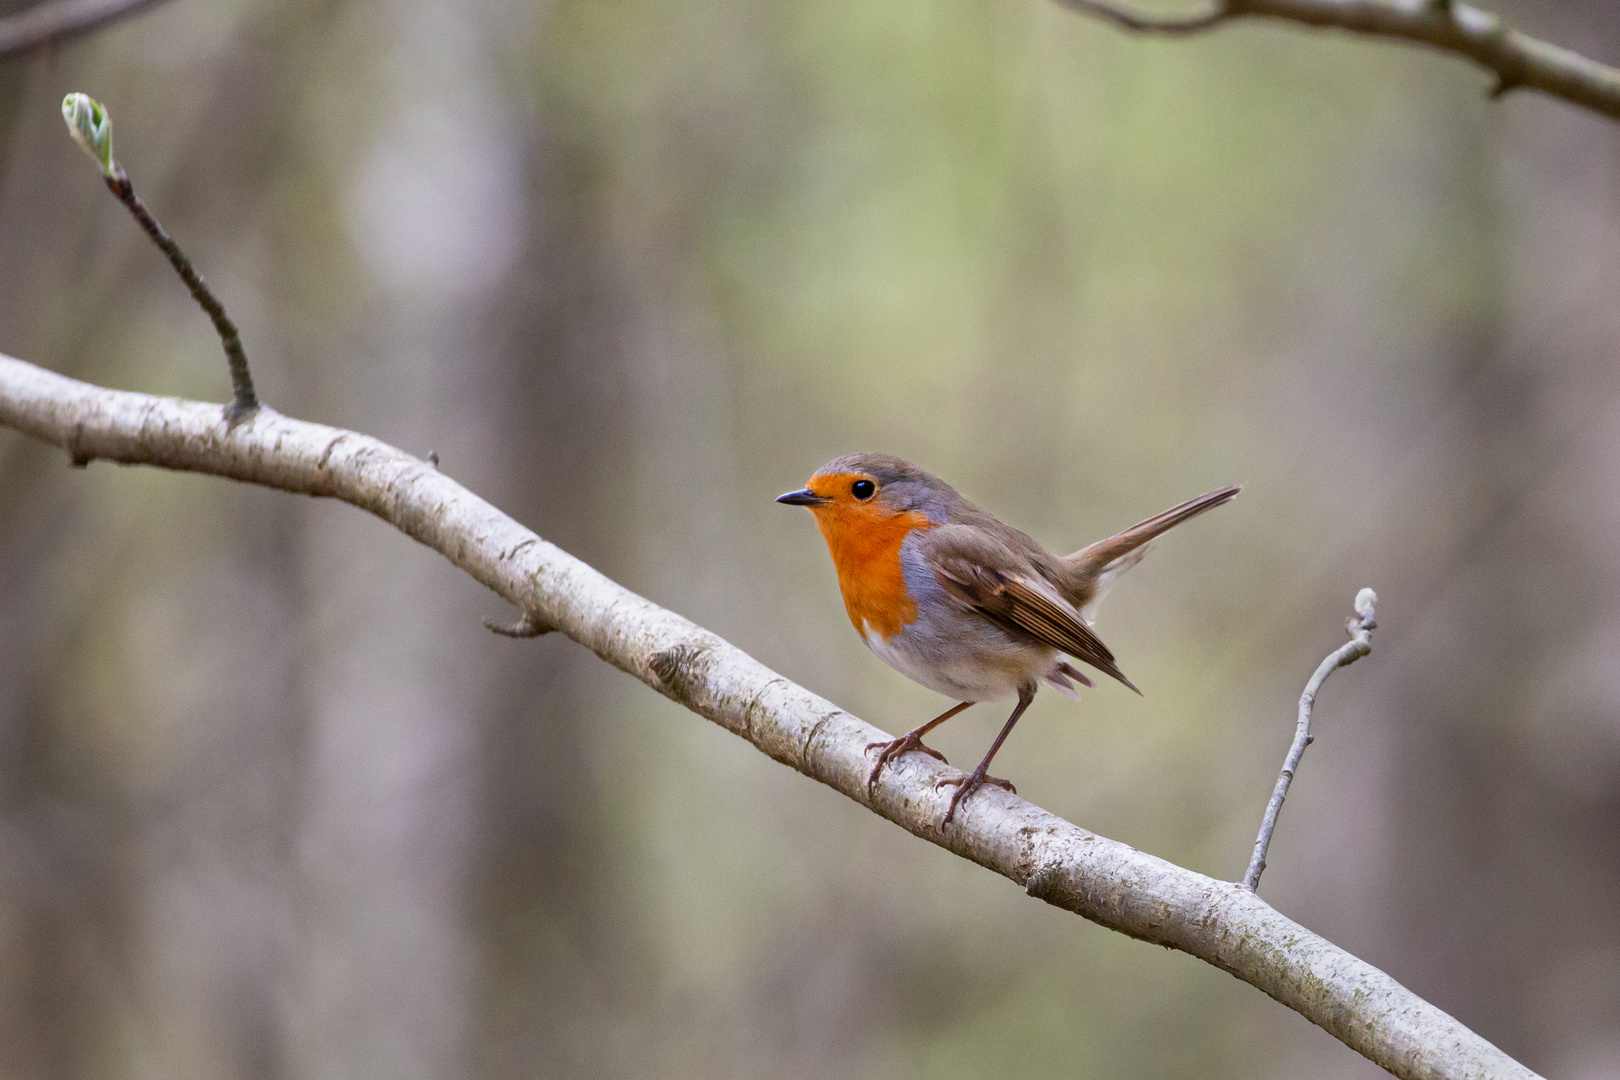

851,479,876,500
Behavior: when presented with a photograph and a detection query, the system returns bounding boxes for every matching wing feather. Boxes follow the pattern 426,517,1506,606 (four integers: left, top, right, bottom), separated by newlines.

926,531,1140,693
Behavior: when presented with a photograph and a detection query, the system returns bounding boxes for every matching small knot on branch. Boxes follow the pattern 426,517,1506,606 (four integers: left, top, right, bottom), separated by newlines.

649,643,710,705
1024,862,1069,904
484,613,552,638
224,400,259,430
1489,73,1524,99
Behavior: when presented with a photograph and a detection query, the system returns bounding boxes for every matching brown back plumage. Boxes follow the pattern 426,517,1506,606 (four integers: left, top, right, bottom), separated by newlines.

920,523,1138,692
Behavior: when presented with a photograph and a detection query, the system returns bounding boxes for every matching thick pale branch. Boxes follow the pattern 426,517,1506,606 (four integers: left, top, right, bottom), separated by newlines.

0,353,1540,1080
0,0,173,58
1056,0,1620,123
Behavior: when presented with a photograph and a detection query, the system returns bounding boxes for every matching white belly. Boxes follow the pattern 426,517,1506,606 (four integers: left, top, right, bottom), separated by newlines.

862,620,1045,702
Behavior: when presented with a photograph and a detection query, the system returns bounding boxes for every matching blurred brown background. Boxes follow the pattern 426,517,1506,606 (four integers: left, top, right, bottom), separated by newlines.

1,0,1618,1076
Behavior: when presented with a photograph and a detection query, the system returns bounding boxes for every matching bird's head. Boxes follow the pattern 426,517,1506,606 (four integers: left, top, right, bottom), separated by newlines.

776,453,957,535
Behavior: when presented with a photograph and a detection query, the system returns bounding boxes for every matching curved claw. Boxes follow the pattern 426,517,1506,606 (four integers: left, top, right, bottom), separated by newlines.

935,770,1016,824
864,733,948,789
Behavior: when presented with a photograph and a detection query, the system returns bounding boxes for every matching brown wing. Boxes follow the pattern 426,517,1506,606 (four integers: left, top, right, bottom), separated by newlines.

925,528,1140,694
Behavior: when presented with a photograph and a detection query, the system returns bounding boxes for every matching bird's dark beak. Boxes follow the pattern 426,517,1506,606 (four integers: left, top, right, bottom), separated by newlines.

776,487,828,507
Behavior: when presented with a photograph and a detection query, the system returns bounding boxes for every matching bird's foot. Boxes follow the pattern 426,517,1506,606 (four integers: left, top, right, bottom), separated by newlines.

935,768,1016,824
865,732,948,790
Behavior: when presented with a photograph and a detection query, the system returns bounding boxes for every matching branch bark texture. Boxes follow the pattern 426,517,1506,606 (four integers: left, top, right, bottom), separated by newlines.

0,353,1541,1080
1056,0,1620,123
0,0,173,58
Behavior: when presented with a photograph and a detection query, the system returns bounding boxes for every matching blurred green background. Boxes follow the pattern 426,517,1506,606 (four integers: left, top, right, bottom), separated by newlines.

2,0,1618,1076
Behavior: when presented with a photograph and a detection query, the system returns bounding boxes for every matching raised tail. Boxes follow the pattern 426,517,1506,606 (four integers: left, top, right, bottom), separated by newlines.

1058,485,1241,621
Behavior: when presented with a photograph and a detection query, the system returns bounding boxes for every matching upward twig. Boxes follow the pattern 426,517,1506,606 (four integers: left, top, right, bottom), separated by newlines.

1244,588,1377,891
103,168,259,421
61,93,259,423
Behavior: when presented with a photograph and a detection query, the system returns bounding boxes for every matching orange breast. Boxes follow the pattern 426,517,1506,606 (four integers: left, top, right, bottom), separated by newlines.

811,504,934,641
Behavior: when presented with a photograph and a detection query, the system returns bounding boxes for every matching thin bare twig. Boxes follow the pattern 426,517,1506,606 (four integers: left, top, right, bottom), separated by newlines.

1052,0,1226,34
1244,587,1377,891
0,357,1538,1080
104,168,259,422
61,94,259,422
1056,0,1620,124
0,0,174,59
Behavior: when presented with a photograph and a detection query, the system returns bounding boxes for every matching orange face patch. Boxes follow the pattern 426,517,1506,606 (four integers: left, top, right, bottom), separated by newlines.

804,472,933,641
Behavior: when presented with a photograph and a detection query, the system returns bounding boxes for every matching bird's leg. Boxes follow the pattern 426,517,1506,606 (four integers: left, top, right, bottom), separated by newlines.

937,687,1034,824
866,701,973,789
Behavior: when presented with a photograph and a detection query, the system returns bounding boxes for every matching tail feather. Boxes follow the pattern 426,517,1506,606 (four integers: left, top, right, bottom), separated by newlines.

1059,485,1241,618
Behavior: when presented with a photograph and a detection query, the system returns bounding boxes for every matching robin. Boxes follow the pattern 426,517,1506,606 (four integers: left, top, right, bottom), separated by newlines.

777,454,1239,823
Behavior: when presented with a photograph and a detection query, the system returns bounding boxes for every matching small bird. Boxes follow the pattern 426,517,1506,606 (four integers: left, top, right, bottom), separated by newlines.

778,454,1239,823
